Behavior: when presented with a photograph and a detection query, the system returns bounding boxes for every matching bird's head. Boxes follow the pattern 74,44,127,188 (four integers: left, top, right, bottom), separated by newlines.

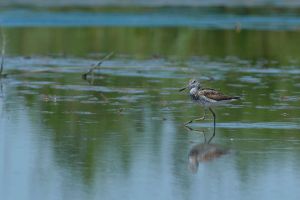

179,79,201,92
188,79,201,89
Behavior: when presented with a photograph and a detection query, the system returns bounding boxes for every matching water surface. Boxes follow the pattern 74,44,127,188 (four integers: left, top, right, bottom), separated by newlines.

1,5,300,200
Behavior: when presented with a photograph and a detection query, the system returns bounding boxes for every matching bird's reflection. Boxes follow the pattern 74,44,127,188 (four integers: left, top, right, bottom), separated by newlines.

185,125,228,173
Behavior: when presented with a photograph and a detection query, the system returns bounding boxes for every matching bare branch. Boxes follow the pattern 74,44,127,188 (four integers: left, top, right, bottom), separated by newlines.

82,52,114,80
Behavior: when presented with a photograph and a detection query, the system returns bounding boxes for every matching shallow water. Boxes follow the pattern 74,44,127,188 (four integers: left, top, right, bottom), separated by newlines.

1,5,300,200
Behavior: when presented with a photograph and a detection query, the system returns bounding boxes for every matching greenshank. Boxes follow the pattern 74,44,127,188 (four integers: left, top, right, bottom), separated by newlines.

180,79,240,136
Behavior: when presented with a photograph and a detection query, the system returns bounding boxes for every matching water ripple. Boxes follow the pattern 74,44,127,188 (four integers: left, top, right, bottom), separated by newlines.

194,122,300,129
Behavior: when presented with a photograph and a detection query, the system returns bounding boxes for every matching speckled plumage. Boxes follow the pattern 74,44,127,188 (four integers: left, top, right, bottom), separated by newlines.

190,86,240,107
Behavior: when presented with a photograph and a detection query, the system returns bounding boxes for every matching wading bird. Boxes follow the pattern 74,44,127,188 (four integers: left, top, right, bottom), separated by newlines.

179,79,240,136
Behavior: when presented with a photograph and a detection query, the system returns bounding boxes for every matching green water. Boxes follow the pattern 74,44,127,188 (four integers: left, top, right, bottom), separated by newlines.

1,6,300,200
6,27,300,65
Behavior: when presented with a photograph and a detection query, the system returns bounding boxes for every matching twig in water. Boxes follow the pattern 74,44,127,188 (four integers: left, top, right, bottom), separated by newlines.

82,52,114,80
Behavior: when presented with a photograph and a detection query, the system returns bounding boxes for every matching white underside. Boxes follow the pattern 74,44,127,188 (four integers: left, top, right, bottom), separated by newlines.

189,87,238,107
194,96,237,107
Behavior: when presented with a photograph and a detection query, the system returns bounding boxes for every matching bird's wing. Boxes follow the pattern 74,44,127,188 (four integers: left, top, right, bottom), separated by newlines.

200,89,236,101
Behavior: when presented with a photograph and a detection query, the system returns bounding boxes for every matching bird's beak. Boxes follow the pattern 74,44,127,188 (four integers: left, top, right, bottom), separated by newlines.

179,86,187,92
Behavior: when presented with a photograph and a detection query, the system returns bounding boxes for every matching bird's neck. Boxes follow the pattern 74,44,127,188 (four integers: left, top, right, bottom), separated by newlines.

190,87,199,95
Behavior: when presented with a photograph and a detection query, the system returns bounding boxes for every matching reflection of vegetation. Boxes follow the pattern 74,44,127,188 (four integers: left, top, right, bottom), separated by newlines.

14,66,300,186
0,28,7,78
7,27,300,64
4,24,300,193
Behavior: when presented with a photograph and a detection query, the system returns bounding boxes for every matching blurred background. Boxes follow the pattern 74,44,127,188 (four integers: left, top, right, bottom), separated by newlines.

1,1,300,200
1,0,300,62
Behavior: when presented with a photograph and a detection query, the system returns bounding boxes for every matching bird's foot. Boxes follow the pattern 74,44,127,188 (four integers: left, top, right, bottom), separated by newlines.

184,116,206,126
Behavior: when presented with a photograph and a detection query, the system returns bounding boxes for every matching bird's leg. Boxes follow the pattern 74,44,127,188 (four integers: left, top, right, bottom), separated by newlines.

184,109,207,125
208,107,216,139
